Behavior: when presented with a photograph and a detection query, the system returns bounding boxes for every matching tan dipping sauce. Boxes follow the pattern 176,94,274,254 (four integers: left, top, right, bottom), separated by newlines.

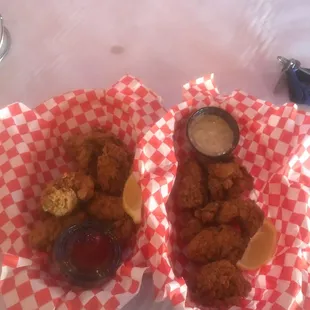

189,114,234,156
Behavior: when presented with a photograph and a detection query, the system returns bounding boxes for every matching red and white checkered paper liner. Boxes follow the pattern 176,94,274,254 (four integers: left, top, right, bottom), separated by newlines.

138,74,310,309
0,75,167,310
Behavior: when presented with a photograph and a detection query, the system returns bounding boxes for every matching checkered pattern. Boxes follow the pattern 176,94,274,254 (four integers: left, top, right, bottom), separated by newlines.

0,75,166,310
144,75,310,309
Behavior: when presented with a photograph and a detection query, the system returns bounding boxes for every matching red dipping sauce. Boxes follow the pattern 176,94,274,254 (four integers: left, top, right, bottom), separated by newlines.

53,221,121,288
70,233,112,272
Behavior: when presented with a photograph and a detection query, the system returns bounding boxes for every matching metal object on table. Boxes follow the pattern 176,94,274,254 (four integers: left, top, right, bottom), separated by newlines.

274,56,310,105
0,15,11,63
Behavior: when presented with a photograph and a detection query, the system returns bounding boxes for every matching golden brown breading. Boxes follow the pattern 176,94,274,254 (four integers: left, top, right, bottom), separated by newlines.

55,172,95,201
220,199,264,238
191,260,251,307
29,216,62,252
180,219,203,244
178,211,203,243
176,159,206,209
186,225,248,264
65,128,133,194
97,142,132,195
64,128,126,177
113,215,135,243
195,199,264,238
88,193,125,221
207,161,254,200
194,201,221,224
65,132,94,171
29,211,87,252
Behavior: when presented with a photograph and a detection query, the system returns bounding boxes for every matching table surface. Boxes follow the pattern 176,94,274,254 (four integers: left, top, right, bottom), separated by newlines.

1,1,310,309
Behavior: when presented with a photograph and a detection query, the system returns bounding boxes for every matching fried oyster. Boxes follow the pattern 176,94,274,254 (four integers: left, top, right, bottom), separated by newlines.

176,159,206,209
207,161,254,201
186,225,248,265
191,260,251,307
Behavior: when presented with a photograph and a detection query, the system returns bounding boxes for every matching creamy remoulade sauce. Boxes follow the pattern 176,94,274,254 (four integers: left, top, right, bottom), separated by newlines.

188,114,233,156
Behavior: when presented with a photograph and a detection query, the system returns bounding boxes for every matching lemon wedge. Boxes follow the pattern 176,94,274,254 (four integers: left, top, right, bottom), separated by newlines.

237,219,277,270
123,174,143,224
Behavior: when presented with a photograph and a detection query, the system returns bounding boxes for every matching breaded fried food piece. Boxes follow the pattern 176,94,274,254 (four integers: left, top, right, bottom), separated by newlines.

41,172,94,216
56,172,95,201
65,128,128,176
113,215,135,243
41,186,78,217
180,219,203,244
186,225,248,264
194,201,221,224
220,199,264,238
29,211,87,252
178,211,203,243
65,132,93,171
29,216,62,251
97,141,132,195
195,199,264,238
176,159,206,209
88,193,125,221
207,161,253,200
191,260,251,307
